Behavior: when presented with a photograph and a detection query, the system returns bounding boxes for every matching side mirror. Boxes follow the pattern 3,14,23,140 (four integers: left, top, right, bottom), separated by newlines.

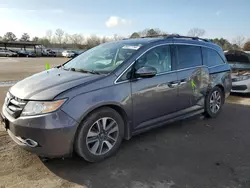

135,66,157,78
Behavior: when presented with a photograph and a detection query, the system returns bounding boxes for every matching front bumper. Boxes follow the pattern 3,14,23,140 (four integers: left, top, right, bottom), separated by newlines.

231,79,250,93
1,106,79,158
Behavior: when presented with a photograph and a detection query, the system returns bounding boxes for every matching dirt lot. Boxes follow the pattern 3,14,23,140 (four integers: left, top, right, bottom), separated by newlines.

0,57,64,82
1,57,250,188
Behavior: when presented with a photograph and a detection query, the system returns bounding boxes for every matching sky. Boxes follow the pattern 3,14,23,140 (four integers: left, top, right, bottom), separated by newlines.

0,0,249,41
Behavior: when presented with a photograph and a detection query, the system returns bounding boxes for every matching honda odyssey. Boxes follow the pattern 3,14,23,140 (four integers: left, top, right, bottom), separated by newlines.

1,35,232,162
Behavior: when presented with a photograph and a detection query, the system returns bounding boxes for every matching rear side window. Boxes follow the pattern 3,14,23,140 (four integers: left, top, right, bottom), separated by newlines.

202,47,225,67
175,45,202,69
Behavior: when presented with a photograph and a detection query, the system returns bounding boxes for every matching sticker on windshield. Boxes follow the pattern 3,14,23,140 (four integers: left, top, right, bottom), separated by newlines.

122,45,141,50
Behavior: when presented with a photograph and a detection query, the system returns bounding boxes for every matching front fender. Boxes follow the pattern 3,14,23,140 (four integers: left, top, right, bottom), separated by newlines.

60,83,132,124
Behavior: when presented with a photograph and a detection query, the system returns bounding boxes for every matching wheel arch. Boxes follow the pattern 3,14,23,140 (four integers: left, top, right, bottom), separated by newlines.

77,103,132,140
215,84,225,103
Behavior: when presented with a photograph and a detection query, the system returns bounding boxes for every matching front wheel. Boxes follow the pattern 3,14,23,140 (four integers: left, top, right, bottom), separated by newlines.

75,107,124,162
204,86,224,118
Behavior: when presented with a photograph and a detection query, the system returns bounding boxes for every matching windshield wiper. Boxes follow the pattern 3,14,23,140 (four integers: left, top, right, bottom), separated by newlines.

70,68,101,75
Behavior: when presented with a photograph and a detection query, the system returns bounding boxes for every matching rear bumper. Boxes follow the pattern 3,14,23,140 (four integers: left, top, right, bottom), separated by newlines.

1,106,79,158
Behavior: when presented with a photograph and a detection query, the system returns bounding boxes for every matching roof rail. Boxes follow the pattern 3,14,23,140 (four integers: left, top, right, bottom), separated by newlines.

140,34,169,38
166,34,210,42
123,34,210,42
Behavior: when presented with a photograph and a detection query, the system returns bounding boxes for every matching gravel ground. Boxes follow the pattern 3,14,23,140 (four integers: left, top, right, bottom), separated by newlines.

0,57,250,188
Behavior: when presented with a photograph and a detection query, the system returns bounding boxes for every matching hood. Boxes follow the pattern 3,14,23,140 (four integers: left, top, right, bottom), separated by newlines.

231,70,250,77
10,68,102,100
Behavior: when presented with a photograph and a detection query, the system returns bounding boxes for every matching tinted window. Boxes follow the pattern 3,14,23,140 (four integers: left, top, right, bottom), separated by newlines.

202,47,225,66
175,45,202,69
135,45,172,74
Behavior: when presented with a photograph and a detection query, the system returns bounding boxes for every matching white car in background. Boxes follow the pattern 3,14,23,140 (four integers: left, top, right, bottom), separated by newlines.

225,50,250,93
0,49,18,57
62,50,75,58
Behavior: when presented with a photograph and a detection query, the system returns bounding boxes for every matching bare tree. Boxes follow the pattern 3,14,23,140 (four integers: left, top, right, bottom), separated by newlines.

86,35,101,48
233,36,245,49
38,37,50,47
187,28,205,37
70,34,84,45
101,36,108,43
137,28,166,37
112,34,124,41
55,29,64,45
46,30,53,42
19,33,30,41
63,33,70,44
3,32,17,41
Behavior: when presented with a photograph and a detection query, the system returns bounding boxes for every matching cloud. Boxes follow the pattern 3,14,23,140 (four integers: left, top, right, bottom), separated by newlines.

216,11,221,16
105,16,132,28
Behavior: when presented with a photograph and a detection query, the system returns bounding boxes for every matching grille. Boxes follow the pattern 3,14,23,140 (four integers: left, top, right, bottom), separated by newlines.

232,85,247,91
4,92,27,118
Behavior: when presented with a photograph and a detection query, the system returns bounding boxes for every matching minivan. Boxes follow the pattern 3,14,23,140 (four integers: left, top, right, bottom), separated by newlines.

0,35,232,162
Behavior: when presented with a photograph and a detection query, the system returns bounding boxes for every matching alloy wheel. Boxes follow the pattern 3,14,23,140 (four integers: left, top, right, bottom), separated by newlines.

86,117,119,155
209,90,221,114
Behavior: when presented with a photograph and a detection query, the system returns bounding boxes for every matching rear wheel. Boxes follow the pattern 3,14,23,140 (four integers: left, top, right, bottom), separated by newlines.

75,107,124,162
204,86,224,118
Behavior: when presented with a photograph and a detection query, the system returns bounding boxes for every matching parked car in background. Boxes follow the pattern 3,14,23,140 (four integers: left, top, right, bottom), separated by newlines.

42,49,56,57
62,50,76,58
1,35,232,162
16,50,36,57
225,50,250,93
0,49,18,57
71,50,85,58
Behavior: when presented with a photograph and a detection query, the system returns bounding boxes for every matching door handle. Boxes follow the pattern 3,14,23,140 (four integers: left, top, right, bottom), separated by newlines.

168,81,179,88
179,81,187,85
171,83,179,87
179,79,187,85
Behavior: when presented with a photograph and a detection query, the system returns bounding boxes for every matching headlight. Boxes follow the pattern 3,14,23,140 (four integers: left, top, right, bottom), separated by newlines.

235,75,250,81
21,99,66,116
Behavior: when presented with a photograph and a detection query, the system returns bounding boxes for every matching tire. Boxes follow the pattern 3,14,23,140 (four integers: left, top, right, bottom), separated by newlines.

75,107,124,162
204,86,224,118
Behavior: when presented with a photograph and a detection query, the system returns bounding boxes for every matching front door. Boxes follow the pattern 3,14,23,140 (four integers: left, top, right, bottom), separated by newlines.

131,44,179,129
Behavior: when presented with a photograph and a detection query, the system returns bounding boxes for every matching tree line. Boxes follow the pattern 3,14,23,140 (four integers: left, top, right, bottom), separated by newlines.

0,28,250,51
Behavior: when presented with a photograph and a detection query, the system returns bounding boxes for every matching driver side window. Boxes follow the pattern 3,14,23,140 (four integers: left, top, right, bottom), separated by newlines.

135,45,172,74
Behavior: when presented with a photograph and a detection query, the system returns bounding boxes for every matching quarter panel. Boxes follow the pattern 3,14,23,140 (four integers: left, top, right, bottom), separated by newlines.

208,64,232,97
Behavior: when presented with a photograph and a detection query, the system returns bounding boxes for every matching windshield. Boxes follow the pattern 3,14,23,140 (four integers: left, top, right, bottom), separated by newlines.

63,42,143,73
